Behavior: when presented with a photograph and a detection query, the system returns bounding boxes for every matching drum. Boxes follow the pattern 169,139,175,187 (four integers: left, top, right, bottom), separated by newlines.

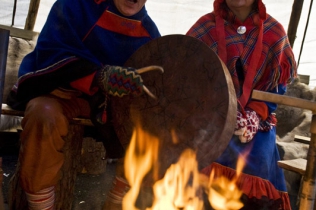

111,34,236,171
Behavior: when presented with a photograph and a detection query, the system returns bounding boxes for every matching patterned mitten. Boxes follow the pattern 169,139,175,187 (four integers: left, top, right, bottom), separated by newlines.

94,65,163,124
97,65,143,97
234,109,260,143
234,111,247,136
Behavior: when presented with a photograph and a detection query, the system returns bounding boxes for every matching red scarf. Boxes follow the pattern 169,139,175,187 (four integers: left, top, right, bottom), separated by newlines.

187,0,297,108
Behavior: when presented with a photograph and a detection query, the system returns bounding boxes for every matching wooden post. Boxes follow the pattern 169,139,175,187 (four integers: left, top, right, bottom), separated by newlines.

24,0,41,31
299,116,316,209
287,0,305,47
0,29,10,112
0,28,10,210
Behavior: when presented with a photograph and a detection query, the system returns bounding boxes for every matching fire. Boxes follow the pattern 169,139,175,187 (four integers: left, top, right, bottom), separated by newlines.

122,124,159,210
149,149,204,210
123,124,244,210
207,171,244,210
206,152,247,210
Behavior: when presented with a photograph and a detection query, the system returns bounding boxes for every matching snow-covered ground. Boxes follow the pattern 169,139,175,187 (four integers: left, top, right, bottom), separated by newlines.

1,0,315,88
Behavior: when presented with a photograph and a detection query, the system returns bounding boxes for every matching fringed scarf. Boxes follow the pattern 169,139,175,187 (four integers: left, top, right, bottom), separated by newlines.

187,0,297,108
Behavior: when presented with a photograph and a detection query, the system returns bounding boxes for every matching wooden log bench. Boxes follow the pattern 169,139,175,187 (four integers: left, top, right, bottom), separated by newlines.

294,134,311,144
276,134,310,203
278,158,307,176
278,135,311,177
277,135,310,176
2,104,105,210
1,105,102,210
7,122,87,210
1,102,109,210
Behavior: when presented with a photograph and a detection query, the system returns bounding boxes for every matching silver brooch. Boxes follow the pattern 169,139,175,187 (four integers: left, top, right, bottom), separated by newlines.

237,26,246,34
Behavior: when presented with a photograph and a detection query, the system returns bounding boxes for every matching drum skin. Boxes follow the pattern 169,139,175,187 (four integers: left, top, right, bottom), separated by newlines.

111,34,237,172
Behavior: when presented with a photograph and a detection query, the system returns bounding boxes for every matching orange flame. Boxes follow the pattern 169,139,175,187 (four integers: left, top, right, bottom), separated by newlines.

206,146,248,210
149,149,204,210
123,123,245,210
207,170,244,210
122,124,159,210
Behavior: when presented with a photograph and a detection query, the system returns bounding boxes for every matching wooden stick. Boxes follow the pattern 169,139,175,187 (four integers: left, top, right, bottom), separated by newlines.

252,90,316,113
135,65,164,74
143,85,157,100
135,65,164,100
287,0,305,47
24,0,41,31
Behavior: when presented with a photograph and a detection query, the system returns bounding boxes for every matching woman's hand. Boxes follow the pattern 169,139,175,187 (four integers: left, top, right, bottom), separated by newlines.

234,109,260,143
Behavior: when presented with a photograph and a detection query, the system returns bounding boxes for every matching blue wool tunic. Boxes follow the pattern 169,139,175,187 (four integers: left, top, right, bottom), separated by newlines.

8,0,160,109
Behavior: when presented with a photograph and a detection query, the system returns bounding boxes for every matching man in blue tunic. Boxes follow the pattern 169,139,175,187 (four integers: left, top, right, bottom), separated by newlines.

7,0,160,209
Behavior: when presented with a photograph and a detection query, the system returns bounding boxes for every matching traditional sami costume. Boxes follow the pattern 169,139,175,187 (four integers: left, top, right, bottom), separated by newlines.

7,0,160,194
187,0,296,209
8,0,160,109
